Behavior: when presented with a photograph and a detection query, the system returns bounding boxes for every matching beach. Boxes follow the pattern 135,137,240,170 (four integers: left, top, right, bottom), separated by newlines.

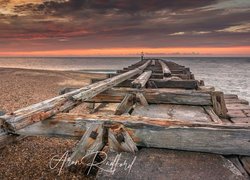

0,58,249,179
0,68,105,179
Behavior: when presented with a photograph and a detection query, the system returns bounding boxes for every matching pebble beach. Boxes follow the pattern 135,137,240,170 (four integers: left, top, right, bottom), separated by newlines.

0,68,105,179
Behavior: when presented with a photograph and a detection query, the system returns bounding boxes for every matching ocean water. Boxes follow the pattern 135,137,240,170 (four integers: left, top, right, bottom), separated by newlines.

0,57,249,102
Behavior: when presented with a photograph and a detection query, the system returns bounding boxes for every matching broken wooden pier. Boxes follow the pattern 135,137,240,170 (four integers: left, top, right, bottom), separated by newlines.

0,58,250,177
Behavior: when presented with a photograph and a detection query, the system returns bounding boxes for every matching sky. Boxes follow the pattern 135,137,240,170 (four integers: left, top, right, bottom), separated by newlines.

0,0,250,57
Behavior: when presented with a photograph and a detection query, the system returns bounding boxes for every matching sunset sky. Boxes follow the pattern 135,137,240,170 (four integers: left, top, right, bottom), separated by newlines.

0,0,250,56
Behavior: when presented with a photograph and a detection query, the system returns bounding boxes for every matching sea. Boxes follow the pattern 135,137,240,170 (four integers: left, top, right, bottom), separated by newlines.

0,57,249,102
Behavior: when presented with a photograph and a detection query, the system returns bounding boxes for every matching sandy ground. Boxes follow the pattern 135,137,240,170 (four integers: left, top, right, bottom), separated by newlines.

0,68,106,179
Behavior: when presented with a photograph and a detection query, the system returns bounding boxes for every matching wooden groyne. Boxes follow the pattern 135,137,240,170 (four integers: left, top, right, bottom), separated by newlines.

0,58,249,177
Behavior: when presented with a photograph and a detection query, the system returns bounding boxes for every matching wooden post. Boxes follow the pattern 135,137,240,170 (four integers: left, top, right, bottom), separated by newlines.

131,71,152,89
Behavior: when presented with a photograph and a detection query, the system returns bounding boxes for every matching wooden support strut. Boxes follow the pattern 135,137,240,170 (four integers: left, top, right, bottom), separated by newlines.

114,93,135,115
67,123,105,167
0,60,151,132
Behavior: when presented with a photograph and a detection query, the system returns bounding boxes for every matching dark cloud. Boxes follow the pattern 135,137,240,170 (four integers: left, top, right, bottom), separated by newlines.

0,0,250,53
13,0,218,15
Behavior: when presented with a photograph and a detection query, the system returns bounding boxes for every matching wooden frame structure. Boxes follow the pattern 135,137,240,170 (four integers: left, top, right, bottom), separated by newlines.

0,58,250,175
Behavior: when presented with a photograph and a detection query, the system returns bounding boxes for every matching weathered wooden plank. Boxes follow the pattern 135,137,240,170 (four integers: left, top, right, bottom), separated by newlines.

224,94,239,99
136,93,148,106
90,103,107,114
114,94,134,115
159,60,171,77
225,156,249,178
131,71,152,88
198,86,215,92
231,117,250,124
108,125,138,153
225,99,249,105
89,88,213,106
226,104,250,110
91,78,199,89
227,110,247,118
243,110,250,117
240,156,250,175
203,106,223,123
132,104,212,122
17,113,250,155
150,73,164,79
147,79,199,89
72,61,151,101
67,124,105,167
151,60,156,66
119,69,186,74
0,60,151,132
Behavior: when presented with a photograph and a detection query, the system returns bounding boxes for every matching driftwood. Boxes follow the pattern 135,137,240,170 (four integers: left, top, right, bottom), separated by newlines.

17,113,250,155
0,60,151,131
131,71,152,89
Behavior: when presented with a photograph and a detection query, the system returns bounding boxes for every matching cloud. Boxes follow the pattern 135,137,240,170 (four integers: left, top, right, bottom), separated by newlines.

169,32,186,36
217,23,250,33
0,0,249,54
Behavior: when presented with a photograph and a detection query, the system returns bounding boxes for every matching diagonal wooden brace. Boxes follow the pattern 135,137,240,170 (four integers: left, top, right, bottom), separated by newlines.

108,124,138,153
67,123,106,167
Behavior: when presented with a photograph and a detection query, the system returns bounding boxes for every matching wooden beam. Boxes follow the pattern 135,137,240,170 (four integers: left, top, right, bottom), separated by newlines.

0,60,151,132
159,60,171,77
203,106,223,123
136,93,149,106
108,124,138,153
72,61,151,101
131,71,152,88
114,94,135,115
91,78,199,89
89,88,212,106
240,156,250,175
148,79,199,89
17,113,250,156
67,124,105,167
